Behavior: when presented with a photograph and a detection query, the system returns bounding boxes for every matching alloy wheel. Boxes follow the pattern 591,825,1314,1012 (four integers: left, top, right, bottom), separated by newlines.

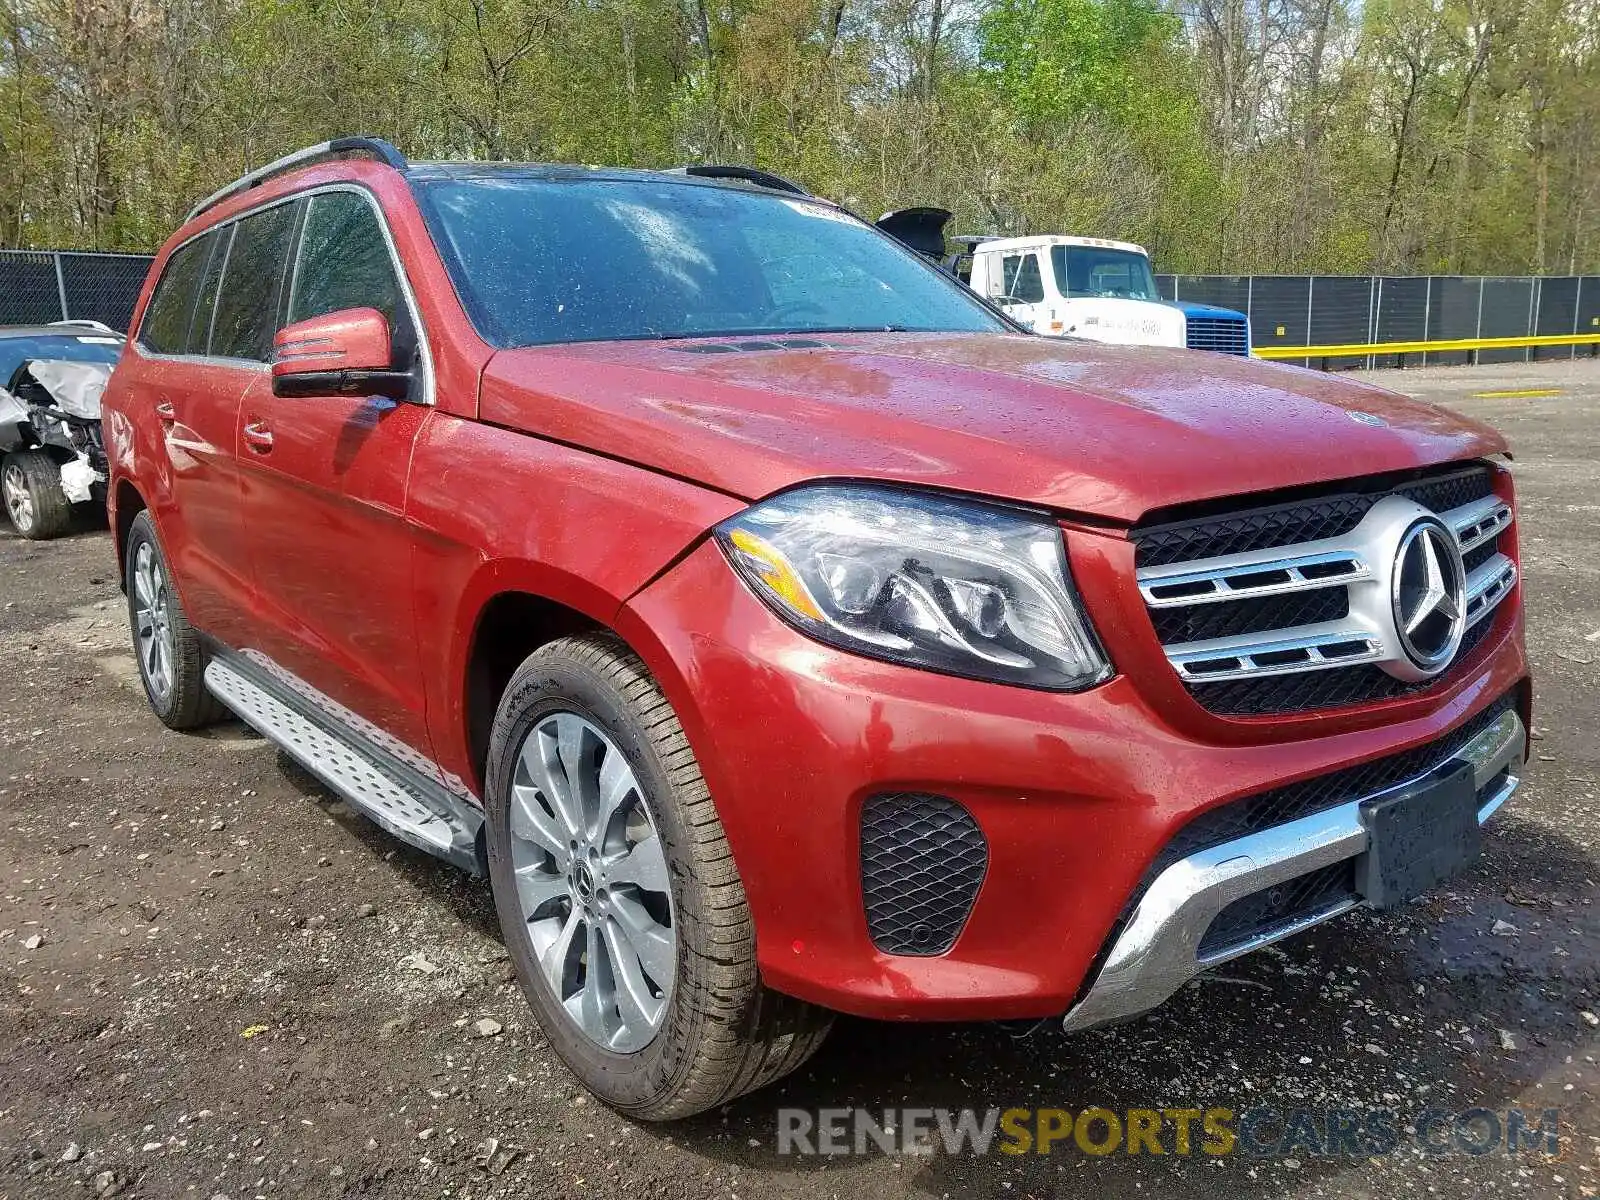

2,463,33,532
508,711,677,1053
132,541,175,703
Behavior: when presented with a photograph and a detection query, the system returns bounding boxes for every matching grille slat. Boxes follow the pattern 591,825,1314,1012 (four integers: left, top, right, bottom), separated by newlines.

1150,586,1349,645
1183,612,1492,716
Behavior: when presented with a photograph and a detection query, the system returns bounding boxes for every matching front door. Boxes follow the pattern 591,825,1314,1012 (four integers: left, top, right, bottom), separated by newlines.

233,188,436,760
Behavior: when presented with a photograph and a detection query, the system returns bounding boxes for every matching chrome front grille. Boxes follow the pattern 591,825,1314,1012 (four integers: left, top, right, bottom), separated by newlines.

1134,464,1516,716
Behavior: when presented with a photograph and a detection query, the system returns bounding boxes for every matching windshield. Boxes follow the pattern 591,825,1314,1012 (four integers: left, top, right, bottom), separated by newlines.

414,176,1008,348
1049,246,1160,301
0,333,122,389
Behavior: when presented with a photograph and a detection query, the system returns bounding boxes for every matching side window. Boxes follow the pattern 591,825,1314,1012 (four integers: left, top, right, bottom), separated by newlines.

212,203,298,361
138,236,210,354
186,229,229,355
288,192,405,327
1002,253,1044,303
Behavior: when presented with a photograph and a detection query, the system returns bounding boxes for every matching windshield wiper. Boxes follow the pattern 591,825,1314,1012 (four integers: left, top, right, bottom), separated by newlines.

624,325,924,340
777,325,916,335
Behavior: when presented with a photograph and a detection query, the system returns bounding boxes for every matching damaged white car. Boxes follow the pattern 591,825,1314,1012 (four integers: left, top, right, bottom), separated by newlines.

0,321,124,539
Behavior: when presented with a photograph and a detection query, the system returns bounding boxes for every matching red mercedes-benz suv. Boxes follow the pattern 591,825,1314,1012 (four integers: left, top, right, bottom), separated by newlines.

102,138,1528,1120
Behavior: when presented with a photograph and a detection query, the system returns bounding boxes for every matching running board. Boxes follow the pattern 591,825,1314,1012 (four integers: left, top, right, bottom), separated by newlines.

204,658,484,875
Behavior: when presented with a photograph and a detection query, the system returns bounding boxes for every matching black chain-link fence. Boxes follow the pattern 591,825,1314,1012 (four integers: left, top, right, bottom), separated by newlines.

1156,273,1600,368
0,250,155,332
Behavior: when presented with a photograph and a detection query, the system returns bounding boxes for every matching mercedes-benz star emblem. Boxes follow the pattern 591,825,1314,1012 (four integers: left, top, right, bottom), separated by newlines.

1391,519,1467,672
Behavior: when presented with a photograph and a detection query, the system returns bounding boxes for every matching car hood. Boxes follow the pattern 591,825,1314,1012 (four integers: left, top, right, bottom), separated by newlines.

479,332,1504,523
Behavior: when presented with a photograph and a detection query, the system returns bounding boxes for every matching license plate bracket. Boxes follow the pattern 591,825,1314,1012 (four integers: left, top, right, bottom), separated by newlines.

1357,763,1480,910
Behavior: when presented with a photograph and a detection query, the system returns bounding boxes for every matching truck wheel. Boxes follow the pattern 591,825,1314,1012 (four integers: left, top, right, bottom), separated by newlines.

484,632,832,1121
2,450,72,539
124,511,226,730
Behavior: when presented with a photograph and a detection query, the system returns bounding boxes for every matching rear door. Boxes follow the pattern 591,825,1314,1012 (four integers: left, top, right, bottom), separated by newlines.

128,226,257,643
233,187,436,759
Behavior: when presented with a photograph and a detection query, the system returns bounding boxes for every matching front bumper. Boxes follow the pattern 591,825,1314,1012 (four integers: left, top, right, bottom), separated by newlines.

618,539,1530,1023
1061,703,1524,1031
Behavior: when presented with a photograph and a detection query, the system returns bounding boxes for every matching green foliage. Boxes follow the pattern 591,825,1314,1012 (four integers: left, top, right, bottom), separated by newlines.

980,0,1179,128
0,0,1593,272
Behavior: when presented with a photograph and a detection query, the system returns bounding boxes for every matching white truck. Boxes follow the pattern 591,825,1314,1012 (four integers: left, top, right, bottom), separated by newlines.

873,211,1251,357
963,234,1252,355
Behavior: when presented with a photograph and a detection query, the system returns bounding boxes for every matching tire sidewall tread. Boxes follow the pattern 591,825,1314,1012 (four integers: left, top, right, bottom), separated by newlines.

3,449,72,540
484,632,831,1121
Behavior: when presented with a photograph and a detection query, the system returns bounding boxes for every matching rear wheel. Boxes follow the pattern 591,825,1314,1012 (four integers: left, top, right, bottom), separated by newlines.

485,632,832,1120
124,511,226,730
2,450,71,540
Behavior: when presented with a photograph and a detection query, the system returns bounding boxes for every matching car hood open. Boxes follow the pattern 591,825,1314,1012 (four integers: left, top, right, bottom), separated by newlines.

480,332,1505,523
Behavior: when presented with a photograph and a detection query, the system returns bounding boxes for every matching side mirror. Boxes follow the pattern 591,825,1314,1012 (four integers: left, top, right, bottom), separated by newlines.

271,307,412,399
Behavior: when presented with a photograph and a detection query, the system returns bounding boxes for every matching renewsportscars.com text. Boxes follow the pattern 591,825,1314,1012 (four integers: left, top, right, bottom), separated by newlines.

775,1106,1563,1158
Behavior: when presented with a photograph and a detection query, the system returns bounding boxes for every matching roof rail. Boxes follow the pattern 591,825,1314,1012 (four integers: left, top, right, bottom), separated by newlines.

664,164,812,197
185,137,408,224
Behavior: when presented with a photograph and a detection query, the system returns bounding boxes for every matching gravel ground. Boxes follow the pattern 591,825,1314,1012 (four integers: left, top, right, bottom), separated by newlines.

1,358,1596,1199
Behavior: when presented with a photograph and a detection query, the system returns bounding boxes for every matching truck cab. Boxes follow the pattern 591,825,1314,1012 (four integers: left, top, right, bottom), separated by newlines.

962,234,1251,356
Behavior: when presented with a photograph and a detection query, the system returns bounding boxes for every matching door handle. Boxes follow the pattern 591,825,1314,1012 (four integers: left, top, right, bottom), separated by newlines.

242,420,275,452
154,398,176,421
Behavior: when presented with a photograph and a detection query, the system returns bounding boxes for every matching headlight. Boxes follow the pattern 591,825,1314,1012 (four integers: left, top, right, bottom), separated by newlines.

715,484,1110,690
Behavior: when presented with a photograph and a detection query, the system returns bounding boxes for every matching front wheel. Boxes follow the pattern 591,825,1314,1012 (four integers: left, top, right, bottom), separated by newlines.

2,450,71,539
484,632,832,1120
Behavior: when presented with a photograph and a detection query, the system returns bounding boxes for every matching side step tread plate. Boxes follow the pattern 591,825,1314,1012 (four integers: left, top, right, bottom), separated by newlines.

204,659,482,874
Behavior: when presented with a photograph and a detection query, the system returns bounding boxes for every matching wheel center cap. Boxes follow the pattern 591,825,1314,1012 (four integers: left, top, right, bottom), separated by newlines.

573,862,596,902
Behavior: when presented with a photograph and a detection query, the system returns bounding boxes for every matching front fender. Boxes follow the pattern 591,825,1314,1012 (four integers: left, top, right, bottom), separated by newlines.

405,414,746,789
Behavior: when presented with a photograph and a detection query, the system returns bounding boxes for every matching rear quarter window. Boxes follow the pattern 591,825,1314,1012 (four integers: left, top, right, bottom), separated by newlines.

138,236,211,355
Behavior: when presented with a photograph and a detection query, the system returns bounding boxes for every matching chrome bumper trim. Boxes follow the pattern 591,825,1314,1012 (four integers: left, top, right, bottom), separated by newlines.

1061,706,1525,1033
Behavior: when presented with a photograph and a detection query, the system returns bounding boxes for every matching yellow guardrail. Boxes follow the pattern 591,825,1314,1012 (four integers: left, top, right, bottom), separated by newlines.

1254,332,1600,362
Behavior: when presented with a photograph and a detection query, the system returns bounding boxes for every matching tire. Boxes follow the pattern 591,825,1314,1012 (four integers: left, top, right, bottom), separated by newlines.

123,511,227,730
2,449,72,539
485,632,832,1121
